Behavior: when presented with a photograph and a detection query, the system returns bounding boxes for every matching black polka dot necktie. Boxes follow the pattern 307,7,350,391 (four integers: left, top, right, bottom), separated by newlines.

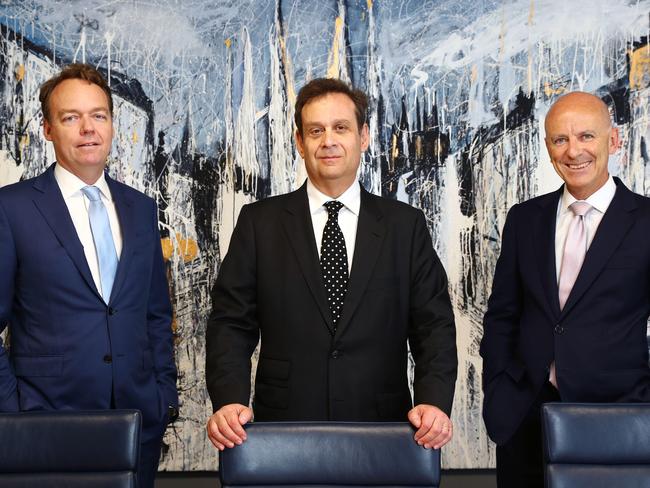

320,201,349,330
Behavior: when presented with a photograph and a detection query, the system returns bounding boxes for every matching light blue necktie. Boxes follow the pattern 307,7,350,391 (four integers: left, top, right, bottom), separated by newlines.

82,185,118,303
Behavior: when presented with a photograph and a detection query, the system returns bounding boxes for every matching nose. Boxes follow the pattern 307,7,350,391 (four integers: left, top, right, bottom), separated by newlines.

321,128,337,147
566,137,581,159
80,115,95,135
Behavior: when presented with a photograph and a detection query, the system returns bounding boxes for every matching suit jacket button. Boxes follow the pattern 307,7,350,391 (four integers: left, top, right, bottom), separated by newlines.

108,308,116,315
554,324,564,334
331,350,339,359
103,355,112,364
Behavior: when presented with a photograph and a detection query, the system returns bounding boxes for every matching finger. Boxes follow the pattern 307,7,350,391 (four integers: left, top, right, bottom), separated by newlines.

420,415,446,447
414,413,435,442
432,421,453,449
424,419,452,449
217,413,243,447
206,418,225,451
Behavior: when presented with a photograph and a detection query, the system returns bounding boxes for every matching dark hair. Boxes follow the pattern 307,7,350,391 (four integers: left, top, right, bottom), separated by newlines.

294,78,368,135
39,63,113,122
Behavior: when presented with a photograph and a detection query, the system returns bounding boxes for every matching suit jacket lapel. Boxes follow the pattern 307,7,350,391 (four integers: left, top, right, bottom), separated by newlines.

335,187,385,337
280,184,333,334
31,165,100,299
534,188,563,319
107,175,135,304
559,178,637,317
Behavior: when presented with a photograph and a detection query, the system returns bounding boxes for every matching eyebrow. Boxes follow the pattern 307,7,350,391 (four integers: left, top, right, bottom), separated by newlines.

57,107,110,115
304,118,353,127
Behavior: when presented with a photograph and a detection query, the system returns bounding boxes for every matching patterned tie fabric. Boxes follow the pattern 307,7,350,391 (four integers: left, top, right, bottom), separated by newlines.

82,185,118,303
320,201,349,330
558,201,592,310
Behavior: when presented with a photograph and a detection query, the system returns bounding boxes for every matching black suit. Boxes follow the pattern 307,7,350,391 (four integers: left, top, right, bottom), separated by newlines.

481,178,650,485
206,183,457,420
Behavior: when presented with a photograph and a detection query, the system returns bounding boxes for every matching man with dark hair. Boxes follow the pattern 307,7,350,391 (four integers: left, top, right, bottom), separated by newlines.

481,91,650,487
206,77,457,451
0,63,178,488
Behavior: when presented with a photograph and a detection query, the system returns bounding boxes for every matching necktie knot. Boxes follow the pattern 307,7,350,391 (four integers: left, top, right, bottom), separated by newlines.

324,200,344,217
569,201,592,217
82,185,102,202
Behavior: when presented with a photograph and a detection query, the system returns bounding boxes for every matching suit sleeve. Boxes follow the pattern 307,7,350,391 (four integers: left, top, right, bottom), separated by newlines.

147,199,178,410
0,198,19,411
480,204,524,392
408,210,458,417
205,204,260,412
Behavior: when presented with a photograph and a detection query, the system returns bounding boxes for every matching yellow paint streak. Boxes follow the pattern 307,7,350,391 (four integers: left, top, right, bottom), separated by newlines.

278,33,297,108
225,38,232,49
19,134,30,162
132,130,139,144
161,233,199,263
470,64,478,84
15,64,25,82
629,44,650,90
327,17,344,79
528,0,535,25
367,0,373,10
543,81,567,97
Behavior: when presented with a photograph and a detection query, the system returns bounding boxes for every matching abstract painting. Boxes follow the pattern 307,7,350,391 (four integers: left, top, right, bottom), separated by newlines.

1,0,649,470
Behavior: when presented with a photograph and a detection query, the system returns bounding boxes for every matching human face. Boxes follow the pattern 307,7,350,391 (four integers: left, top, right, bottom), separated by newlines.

43,78,114,184
545,93,618,200
295,92,369,198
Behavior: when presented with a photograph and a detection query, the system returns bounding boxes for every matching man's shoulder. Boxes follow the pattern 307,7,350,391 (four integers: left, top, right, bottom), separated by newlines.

241,186,305,215
0,170,48,202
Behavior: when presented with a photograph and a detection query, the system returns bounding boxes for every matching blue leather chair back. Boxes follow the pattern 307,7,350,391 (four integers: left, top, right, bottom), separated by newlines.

542,403,650,488
220,422,440,488
0,410,141,488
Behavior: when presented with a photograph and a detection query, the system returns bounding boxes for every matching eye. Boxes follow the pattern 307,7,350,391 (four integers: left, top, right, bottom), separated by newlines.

580,133,594,141
308,127,324,136
335,124,349,133
62,114,78,123
552,136,567,146
94,113,108,121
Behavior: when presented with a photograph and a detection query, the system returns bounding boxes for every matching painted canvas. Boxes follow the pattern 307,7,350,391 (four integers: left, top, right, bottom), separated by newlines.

1,0,649,470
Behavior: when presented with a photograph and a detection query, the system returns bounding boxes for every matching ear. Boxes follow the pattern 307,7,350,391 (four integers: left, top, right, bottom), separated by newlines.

608,127,620,154
544,136,553,160
43,119,53,142
295,129,305,158
360,123,369,152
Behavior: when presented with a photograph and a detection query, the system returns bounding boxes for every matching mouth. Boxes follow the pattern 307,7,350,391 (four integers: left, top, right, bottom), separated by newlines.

563,160,592,170
319,155,342,163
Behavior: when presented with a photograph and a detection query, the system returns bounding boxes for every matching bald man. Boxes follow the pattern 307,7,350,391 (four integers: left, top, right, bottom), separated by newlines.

481,92,650,487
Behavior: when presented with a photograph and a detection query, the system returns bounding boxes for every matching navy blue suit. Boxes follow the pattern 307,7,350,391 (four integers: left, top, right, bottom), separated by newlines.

0,164,177,480
482,177,650,445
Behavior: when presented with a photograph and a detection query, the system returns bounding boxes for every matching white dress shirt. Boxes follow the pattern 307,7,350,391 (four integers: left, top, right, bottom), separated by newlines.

307,179,360,273
554,175,617,281
54,163,123,297
550,175,616,387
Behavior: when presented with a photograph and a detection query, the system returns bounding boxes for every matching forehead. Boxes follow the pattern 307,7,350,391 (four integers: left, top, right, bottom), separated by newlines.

49,78,110,110
301,92,357,123
545,105,610,134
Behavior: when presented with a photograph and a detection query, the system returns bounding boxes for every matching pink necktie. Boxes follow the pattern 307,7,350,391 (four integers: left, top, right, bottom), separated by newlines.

558,201,592,310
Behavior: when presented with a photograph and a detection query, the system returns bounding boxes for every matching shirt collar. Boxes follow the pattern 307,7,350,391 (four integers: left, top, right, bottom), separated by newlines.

559,175,616,215
54,163,112,200
307,179,361,216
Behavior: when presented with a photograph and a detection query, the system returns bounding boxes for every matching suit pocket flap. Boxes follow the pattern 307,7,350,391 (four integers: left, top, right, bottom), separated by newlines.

14,355,63,377
257,357,290,381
